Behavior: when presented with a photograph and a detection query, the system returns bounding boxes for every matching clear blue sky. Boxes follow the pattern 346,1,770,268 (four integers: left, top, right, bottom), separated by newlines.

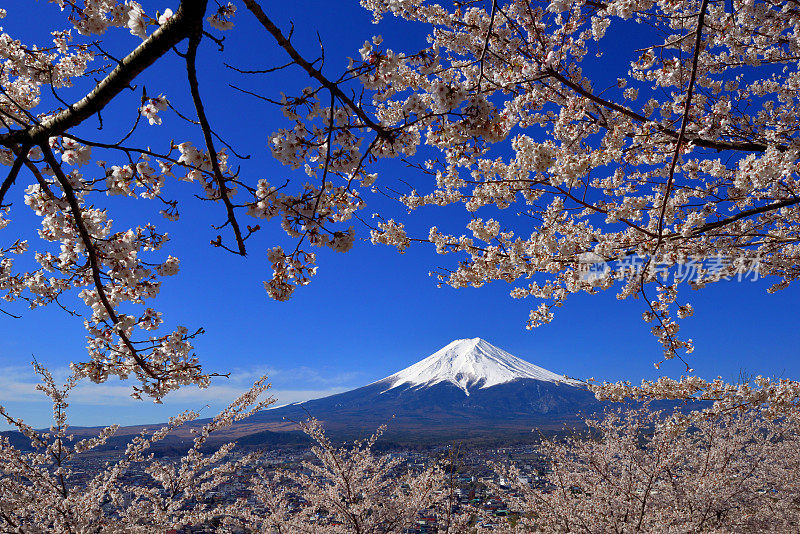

1,1,798,429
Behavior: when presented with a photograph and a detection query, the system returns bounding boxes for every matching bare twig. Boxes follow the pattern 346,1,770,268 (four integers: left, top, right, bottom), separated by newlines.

185,30,247,255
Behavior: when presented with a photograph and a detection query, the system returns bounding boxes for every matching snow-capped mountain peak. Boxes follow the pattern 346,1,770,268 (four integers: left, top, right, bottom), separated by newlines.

380,338,582,395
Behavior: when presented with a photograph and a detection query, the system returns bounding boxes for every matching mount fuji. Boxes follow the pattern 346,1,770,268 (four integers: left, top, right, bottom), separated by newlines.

379,337,584,394
239,338,604,444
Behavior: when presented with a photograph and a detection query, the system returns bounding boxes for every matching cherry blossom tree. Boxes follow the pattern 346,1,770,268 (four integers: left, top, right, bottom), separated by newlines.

0,363,274,532
0,368,458,533
2,0,800,530
225,418,455,533
494,403,800,532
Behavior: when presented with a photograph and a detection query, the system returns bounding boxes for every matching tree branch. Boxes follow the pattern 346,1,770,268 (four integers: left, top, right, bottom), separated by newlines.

0,0,208,147
687,197,800,237
40,144,159,381
241,0,392,139
476,0,498,93
185,30,247,256
544,67,767,153
0,144,31,206
656,0,710,247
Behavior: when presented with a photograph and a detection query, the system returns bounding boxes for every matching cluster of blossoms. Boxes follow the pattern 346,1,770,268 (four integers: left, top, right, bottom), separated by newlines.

263,245,317,301
49,1,153,39
140,94,169,125
207,2,236,31
497,403,800,532
592,373,800,423
352,0,800,370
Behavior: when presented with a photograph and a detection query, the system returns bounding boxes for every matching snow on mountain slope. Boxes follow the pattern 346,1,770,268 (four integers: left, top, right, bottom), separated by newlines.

379,338,582,395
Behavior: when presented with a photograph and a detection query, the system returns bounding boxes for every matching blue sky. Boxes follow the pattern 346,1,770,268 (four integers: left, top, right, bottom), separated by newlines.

1,1,798,429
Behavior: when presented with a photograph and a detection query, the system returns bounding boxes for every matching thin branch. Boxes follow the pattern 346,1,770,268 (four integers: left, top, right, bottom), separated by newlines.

656,0,710,248
164,99,251,159
225,60,296,74
228,83,284,105
185,31,247,255
0,144,31,206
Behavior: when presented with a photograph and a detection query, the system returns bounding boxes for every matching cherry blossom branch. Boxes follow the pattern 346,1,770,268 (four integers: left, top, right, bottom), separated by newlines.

483,4,776,156
292,91,337,256
241,0,392,139
542,67,769,154
476,0,498,92
0,0,208,147
686,197,800,237
40,144,159,381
